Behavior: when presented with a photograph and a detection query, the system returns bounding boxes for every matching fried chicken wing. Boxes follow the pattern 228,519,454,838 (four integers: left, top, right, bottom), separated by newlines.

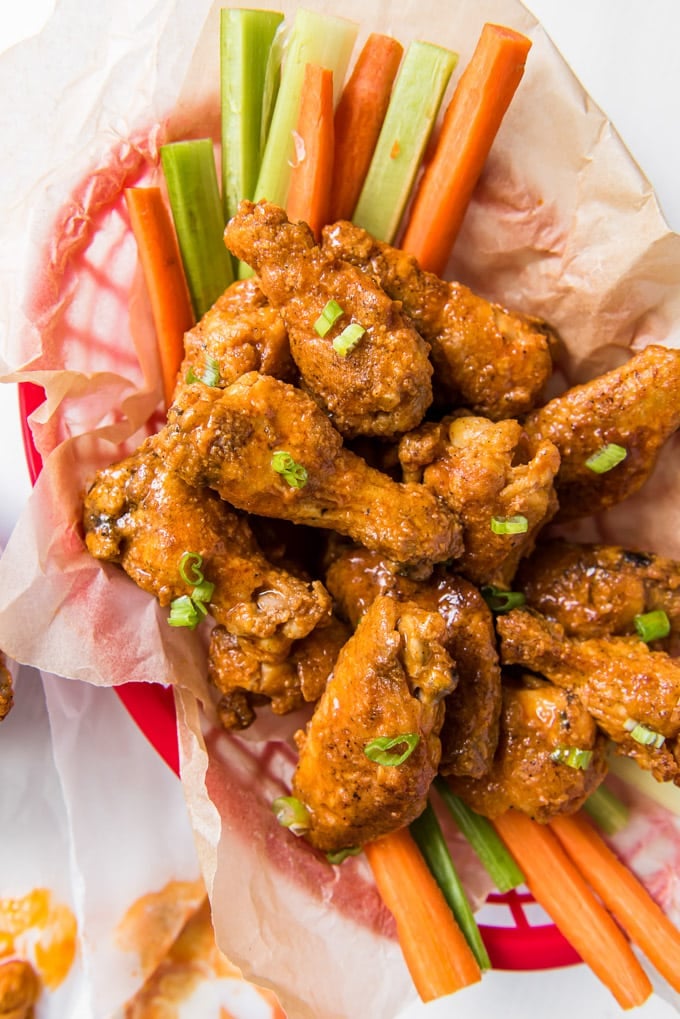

497,608,680,783
325,545,501,778
209,614,351,729
517,540,680,648
523,344,680,521
292,595,455,852
156,372,463,569
447,677,607,821
175,277,295,399
0,652,13,722
84,444,330,645
399,413,560,587
321,220,555,419
223,201,433,438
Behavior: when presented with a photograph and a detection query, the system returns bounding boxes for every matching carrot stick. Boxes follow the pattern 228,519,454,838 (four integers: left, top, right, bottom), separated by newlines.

550,811,680,993
330,33,404,222
401,23,532,276
364,827,482,1002
286,63,334,241
493,811,652,1010
124,187,194,408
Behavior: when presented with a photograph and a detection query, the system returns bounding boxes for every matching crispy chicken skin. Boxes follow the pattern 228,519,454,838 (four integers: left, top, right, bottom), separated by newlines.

175,277,295,400
0,652,13,722
156,372,463,569
83,444,330,648
321,219,555,420
292,595,455,852
497,609,680,783
209,614,351,729
517,540,680,647
447,677,607,821
0,958,40,1018
223,201,433,439
325,545,501,778
399,413,560,587
523,344,680,521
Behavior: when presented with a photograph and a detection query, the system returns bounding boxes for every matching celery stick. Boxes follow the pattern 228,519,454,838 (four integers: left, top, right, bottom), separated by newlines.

411,801,491,970
583,783,630,836
434,777,524,893
160,139,234,319
253,8,358,208
220,8,284,223
608,753,680,817
352,41,458,243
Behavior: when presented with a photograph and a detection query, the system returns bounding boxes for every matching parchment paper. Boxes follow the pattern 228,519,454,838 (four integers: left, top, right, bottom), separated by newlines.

1,0,680,1016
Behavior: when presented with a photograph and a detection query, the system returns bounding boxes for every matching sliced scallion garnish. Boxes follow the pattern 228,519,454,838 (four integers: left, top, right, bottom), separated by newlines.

623,718,665,749
364,733,420,767
272,795,310,836
186,356,221,388
550,746,594,770
481,585,526,614
584,443,627,474
178,551,205,586
326,846,362,865
634,610,671,643
168,594,203,630
490,514,529,535
332,322,366,357
314,299,345,336
270,450,308,489
168,552,214,629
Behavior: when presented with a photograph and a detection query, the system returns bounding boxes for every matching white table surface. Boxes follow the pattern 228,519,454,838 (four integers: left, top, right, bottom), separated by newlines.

1,4,680,1018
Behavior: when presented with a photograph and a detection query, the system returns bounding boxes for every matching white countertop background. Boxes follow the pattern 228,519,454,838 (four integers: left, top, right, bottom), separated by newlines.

1,4,680,1017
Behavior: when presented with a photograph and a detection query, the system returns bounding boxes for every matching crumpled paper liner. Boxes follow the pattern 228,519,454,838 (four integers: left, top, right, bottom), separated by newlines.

1,0,680,1016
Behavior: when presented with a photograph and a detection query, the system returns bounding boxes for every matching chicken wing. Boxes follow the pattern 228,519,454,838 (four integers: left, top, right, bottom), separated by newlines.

321,219,555,419
517,540,680,648
209,614,351,729
446,677,607,821
223,200,433,438
155,372,463,569
291,595,455,852
497,608,680,783
399,413,560,587
0,652,12,722
175,276,295,399
523,344,680,521
0,958,40,1019
325,545,501,778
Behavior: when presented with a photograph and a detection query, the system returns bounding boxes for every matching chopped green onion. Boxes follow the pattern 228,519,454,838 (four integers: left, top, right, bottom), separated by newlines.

179,551,205,587
186,356,221,388
253,9,358,207
582,784,630,836
434,777,524,893
634,610,671,642
550,746,594,770
326,846,362,865
364,733,420,767
270,450,308,489
191,580,215,605
584,443,627,473
490,515,529,535
160,140,234,318
272,795,310,836
332,322,366,357
168,594,203,630
410,801,491,970
314,299,345,336
481,585,526,614
353,41,458,242
623,718,665,749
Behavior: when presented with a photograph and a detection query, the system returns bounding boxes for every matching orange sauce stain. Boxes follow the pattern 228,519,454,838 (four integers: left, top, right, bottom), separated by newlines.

121,891,285,1018
0,888,78,994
